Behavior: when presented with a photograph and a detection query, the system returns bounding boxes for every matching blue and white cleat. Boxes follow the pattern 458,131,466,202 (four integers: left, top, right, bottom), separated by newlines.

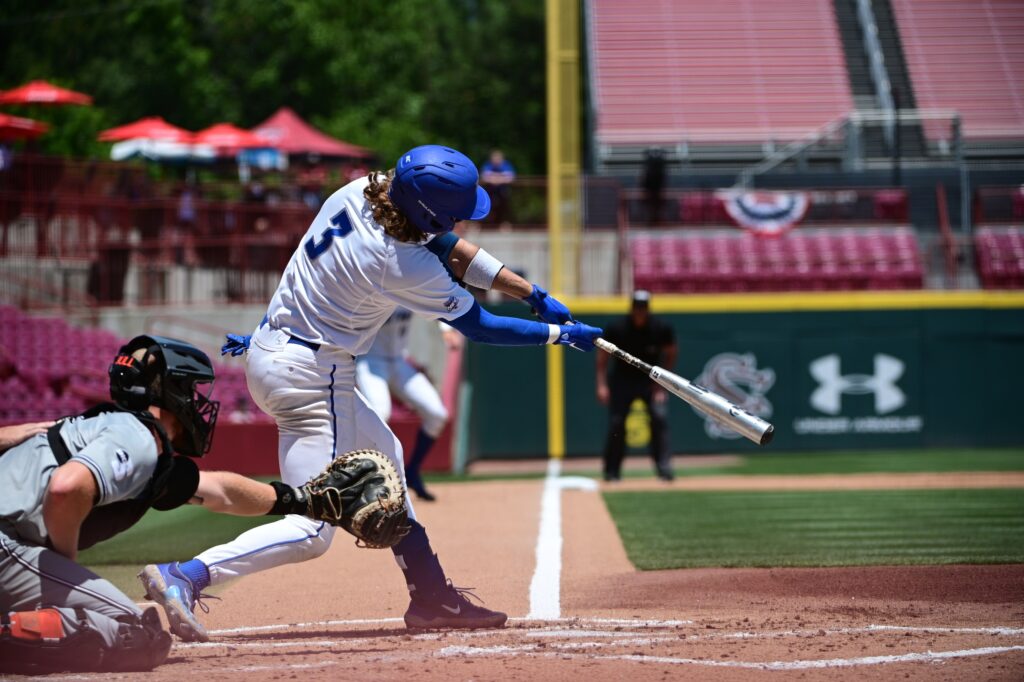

139,562,210,643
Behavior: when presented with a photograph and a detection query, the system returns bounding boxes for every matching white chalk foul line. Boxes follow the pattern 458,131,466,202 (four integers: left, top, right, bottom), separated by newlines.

202,618,1018,642
526,458,563,620
207,617,404,636
180,639,348,650
866,624,1024,636
437,644,1024,670
201,616,691,640
715,624,1024,640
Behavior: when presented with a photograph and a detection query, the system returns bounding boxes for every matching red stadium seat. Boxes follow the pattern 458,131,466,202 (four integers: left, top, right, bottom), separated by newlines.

975,226,1024,289
631,227,925,294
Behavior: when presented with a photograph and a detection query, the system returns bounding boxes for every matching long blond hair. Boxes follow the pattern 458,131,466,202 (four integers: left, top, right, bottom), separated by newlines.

363,170,427,243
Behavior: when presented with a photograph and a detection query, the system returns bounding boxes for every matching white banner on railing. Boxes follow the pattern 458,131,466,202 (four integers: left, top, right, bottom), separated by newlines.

717,190,810,235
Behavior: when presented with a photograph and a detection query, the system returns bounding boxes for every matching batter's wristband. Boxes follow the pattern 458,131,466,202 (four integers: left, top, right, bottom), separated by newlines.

462,247,504,289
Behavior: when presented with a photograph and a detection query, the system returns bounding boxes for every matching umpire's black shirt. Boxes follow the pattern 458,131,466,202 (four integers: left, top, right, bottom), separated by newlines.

603,316,676,387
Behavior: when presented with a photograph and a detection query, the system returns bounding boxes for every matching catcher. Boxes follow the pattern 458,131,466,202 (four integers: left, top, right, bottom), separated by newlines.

0,334,405,674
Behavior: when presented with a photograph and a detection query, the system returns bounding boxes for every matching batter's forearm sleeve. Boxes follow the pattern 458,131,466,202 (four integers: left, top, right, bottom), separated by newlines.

446,301,559,346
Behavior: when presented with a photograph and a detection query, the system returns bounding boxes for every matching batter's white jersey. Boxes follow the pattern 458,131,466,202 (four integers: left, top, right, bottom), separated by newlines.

265,175,474,356
365,308,414,360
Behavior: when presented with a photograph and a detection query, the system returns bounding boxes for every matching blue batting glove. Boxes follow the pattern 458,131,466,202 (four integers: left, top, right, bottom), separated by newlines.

221,333,252,357
554,323,603,352
524,284,575,324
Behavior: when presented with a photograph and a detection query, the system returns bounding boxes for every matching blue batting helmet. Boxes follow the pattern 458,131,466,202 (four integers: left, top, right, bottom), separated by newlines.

388,145,491,234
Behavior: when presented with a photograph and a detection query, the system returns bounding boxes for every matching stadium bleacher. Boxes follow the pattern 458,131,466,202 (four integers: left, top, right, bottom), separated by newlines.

632,226,924,293
588,0,854,146
890,0,1024,141
0,306,266,425
974,226,1024,289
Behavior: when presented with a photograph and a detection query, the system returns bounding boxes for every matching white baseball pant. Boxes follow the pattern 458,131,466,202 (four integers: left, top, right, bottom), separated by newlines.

195,323,416,583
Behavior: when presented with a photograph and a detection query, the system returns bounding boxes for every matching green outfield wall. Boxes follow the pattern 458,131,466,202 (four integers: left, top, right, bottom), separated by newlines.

464,292,1024,457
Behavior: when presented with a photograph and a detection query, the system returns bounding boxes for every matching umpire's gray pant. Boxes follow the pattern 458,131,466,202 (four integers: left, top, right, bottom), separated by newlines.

0,529,142,648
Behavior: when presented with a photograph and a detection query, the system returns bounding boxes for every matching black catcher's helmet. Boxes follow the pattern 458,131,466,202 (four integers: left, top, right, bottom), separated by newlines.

109,335,220,457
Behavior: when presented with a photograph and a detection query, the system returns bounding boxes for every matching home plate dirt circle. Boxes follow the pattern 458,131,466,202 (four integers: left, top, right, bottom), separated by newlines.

128,613,1024,681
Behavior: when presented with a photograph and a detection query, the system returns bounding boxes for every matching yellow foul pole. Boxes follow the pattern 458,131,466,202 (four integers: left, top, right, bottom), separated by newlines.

545,0,580,459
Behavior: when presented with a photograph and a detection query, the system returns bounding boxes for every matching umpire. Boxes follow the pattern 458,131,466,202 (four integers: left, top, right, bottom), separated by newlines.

596,290,678,481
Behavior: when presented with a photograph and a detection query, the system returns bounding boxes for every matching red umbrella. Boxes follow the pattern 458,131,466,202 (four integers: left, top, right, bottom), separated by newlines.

252,107,372,158
0,113,49,141
0,80,93,106
193,123,270,155
98,116,192,143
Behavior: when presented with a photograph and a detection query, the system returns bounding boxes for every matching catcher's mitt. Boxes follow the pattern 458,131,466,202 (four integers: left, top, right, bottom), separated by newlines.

299,449,410,548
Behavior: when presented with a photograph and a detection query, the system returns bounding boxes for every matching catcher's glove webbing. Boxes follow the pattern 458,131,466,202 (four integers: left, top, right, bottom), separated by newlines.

299,449,410,548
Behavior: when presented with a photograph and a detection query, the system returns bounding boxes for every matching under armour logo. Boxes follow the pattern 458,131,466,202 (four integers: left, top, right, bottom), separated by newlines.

809,354,905,415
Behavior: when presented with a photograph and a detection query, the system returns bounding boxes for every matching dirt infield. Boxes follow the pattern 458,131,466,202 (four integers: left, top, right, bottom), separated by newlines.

41,475,1024,681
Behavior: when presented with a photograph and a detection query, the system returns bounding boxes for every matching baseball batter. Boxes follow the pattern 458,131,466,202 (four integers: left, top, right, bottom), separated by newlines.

143,144,602,641
356,308,458,501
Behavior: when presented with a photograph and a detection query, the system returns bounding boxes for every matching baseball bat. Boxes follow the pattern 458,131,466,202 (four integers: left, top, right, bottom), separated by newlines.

594,338,774,446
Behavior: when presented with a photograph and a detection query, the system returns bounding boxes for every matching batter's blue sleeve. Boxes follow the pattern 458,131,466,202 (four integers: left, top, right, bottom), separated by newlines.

445,301,552,346
424,232,460,281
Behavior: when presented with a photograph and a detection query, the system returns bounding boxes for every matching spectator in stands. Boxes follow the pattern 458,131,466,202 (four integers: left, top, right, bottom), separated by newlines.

245,179,266,205
299,163,327,210
641,148,667,226
0,144,12,172
595,290,677,482
479,149,516,230
173,181,199,266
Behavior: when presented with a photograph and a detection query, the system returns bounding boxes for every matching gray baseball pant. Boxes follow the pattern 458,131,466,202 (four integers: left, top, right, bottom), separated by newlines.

0,529,142,648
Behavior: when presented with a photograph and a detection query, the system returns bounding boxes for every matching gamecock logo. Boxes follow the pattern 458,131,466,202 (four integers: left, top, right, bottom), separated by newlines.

694,353,776,439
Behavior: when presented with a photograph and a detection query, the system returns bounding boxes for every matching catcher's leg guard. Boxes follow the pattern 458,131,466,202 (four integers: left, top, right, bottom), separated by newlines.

104,607,172,672
0,608,105,674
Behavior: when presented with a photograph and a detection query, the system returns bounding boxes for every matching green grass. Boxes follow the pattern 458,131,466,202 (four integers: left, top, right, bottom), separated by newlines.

604,488,1024,569
78,505,272,597
78,505,274,566
640,448,1024,478
437,448,1024,482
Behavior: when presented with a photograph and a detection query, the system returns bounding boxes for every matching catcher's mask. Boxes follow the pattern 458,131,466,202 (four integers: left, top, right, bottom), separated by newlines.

109,335,220,457
387,144,490,234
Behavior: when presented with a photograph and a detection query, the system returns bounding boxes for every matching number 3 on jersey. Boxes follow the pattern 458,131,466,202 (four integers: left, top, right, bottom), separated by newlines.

305,209,352,260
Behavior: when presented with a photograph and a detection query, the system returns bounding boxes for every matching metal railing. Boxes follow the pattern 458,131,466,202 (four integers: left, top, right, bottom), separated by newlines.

735,108,963,188
855,0,896,146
